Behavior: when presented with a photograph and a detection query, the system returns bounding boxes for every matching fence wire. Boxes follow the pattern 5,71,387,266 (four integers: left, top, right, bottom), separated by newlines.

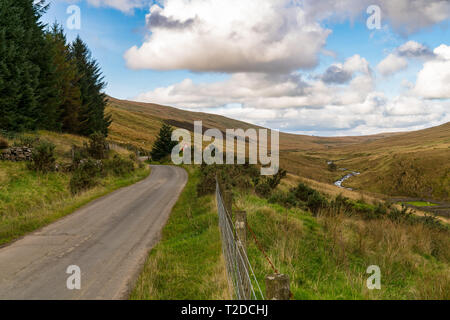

216,180,264,300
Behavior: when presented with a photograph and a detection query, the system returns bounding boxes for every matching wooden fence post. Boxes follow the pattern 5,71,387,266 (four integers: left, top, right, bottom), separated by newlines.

265,274,290,300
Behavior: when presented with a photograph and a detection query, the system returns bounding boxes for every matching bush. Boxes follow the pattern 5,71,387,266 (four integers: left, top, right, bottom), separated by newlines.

268,191,299,208
306,191,328,215
266,168,287,189
328,162,337,171
70,145,90,169
69,159,103,194
86,132,109,160
13,135,40,148
28,141,56,173
104,155,135,176
0,137,8,149
255,182,272,198
197,164,218,196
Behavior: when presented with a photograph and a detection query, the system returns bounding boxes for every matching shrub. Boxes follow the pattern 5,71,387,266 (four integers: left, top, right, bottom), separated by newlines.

70,145,90,169
13,135,40,148
0,137,8,149
328,162,337,171
197,164,218,196
28,140,56,173
266,168,287,189
255,182,272,198
268,191,299,208
86,132,109,160
292,182,317,202
306,191,328,215
104,155,135,176
69,159,103,194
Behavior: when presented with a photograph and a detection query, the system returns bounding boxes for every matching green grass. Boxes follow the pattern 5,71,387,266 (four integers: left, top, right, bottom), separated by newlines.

236,192,450,300
130,166,229,300
402,201,439,207
0,160,150,246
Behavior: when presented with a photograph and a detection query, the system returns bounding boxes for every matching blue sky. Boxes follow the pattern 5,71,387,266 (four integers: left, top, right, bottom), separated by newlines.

41,0,450,136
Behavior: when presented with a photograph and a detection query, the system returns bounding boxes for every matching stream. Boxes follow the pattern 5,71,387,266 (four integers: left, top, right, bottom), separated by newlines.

334,171,361,190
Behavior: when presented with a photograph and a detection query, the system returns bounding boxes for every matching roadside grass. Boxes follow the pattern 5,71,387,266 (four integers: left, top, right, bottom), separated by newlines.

0,130,150,246
235,192,450,300
0,160,149,246
402,201,439,207
130,166,230,300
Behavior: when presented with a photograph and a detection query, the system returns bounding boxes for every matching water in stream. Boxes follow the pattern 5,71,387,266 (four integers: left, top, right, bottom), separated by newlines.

334,172,361,190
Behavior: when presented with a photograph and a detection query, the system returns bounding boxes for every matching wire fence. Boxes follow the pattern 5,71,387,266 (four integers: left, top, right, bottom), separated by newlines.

215,179,264,300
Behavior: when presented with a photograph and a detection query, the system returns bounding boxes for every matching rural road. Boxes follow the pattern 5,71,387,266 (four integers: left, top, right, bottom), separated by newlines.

0,165,187,300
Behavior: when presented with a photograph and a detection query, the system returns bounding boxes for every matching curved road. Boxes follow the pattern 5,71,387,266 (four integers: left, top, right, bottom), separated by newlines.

0,165,187,300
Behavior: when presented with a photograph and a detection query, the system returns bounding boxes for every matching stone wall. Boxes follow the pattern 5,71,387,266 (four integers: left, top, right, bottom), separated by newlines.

0,147,33,161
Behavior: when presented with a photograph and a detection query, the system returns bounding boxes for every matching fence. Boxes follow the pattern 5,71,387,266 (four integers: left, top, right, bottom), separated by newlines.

216,179,265,300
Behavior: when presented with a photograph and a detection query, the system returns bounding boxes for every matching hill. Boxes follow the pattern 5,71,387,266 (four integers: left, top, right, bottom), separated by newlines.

107,97,450,202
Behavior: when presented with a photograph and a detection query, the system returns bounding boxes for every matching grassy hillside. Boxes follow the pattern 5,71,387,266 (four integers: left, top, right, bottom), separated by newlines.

131,165,449,299
107,97,450,202
0,131,150,245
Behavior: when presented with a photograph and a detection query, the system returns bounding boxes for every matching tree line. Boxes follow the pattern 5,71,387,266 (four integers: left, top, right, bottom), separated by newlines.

0,0,111,136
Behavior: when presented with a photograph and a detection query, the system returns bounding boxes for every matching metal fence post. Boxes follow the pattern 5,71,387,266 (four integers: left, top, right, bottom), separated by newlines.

265,274,291,300
235,210,250,299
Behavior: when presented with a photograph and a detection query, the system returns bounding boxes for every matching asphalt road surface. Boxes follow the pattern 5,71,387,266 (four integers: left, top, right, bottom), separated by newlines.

0,165,187,300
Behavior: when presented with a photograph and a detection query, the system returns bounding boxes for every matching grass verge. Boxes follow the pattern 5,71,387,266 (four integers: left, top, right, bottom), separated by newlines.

0,161,150,246
130,166,230,300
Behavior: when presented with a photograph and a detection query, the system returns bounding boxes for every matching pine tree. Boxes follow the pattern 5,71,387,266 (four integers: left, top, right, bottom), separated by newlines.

70,37,111,136
0,0,45,131
43,23,81,132
150,123,177,161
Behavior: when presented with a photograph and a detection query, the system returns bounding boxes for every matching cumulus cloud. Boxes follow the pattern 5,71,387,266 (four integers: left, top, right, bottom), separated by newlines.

377,53,408,76
124,0,331,72
376,41,434,77
135,55,374,110
397,41,434,58
414,44,450,99
321,66,353,84
301,0,450,35
321,55,371,84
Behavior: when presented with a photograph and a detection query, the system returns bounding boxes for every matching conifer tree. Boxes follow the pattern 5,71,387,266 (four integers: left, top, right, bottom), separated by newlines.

70,37,111,136
150,123,177,161
0,0,45,131
44,23,81,132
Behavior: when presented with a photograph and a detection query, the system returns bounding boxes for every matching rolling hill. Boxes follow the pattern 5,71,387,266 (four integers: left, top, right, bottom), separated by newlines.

107,96,450,202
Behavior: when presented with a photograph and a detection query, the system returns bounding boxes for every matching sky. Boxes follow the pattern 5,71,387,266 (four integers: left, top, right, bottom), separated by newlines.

41,0,450,136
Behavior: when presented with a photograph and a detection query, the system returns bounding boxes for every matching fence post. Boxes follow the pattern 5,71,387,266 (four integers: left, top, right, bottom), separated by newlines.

235,211,247,249
235,210,250,299
265,274,290,300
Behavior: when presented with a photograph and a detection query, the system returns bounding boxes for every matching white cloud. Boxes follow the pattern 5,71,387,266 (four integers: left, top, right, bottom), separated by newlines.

124,0,330,72
135,55,375,110
397,41,434,58
302,0,450,35
377,53,408,76
414,44,450,99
